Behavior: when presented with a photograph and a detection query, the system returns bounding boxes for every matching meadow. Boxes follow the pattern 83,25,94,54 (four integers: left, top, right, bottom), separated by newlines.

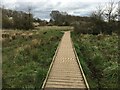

2,26,68,89
71,32,118,89
2,26,119,89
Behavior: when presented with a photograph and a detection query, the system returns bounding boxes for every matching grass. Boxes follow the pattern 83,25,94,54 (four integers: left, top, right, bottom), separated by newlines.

2,27,63,89
71,32,119,89
35,26,73,31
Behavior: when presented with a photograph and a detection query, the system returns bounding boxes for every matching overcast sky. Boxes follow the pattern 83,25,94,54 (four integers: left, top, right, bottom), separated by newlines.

1,0,119,21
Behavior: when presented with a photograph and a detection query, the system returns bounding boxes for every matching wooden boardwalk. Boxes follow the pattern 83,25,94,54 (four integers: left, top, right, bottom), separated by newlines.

42,31,89,89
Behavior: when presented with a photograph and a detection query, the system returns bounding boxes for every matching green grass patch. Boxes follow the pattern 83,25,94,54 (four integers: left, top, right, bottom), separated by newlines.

2,28,63,89
71,32,118,89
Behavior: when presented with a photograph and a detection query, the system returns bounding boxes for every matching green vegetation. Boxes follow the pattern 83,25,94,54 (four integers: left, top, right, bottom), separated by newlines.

71,32,118,89
35,26,73,31
2,28,63,89
73,1,119,35
2,8,34,30
50,10,91,26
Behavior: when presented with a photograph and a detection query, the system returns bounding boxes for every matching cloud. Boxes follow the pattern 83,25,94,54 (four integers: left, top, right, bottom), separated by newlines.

1,0,120,20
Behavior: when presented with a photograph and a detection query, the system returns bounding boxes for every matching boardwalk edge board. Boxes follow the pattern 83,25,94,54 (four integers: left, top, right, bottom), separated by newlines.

41,33,63,89
70,32,90,90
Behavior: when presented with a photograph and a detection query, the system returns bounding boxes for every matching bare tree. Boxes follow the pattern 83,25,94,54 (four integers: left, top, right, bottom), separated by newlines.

90,5,105,34
104,0,117,22
26,6,34,29
117,1,120,21
94,5,105,20
28,6,32,28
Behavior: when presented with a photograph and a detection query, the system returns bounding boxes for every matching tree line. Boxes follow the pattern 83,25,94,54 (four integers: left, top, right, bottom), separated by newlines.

2,7,34,30
1,1,120,34
50,1,120,35
90,1,119,35
49,10,91,26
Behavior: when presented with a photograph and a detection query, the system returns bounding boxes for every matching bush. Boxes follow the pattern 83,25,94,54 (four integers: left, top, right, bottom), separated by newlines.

73,21,94,34
90,15,118,35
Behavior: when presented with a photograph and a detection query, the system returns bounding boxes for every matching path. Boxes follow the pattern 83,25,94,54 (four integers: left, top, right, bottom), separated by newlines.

42,31,89,89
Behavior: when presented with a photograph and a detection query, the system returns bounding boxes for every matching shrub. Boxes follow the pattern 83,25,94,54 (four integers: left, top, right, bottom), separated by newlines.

73,21,94,34
2,33,10,38
11,35,16,40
